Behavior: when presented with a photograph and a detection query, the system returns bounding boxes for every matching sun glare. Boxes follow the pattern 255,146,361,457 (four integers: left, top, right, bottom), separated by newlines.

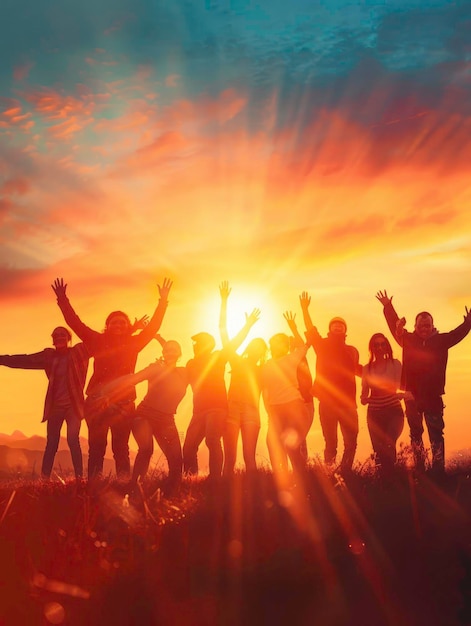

196,286,284,348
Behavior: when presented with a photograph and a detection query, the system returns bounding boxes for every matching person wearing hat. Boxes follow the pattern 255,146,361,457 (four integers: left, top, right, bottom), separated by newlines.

183,289,260,480
300,292,361,473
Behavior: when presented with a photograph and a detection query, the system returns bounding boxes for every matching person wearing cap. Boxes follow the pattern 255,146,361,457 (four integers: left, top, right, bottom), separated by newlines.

0,326,89,479
376,289,471,476
183,288,260,479
300,292,361,472
51,276,173,480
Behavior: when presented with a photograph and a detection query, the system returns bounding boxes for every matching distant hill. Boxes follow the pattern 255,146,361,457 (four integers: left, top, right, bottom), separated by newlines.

0,432,119,478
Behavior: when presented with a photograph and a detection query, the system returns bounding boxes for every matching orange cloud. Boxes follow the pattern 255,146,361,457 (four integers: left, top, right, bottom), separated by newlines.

0,177,31,195
22,87,95,120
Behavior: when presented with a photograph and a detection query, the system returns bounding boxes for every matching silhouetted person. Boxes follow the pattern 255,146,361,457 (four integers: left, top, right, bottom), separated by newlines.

52,277,172,480
261,331,312,487
376,290,471,475
219,281,265,475
361,333,406,475
283,311,314,461
183,285,260,480
104,336,188,495
0,327,88,479
300,292,361,473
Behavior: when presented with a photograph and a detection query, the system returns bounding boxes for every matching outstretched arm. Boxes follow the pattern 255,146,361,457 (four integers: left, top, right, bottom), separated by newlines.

218,280,231,348
0,351,48,370
99,366,152,402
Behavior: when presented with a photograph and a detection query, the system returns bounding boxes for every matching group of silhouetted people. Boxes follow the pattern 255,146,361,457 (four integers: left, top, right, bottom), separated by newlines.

1,277,470,494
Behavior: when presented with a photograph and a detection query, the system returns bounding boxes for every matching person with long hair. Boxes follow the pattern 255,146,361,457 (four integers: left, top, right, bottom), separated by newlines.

103,336,188,495
52,277,172,480
0,326,88,479
219,281,266,475
261,330,312,488
361,333,405,474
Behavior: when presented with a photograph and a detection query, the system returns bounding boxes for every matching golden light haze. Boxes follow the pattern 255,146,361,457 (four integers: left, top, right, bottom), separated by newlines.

1,78,471,466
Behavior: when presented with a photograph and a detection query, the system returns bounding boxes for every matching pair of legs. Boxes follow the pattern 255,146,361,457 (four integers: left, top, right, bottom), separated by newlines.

182,409,226,478
42,406,83,478
318,399,358,472
85,397,134,479
131,410,182,489
367,404,404,475
299,400,314,462
223,401,260,475
266,399,311,482
405,397,445,473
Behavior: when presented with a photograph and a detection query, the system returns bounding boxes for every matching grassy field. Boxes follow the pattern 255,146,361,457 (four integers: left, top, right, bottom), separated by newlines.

1,458,471,626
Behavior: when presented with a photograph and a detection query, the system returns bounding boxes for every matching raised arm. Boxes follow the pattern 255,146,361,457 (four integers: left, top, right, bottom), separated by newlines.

283,311,304,347
132,277,173,350
375,289,403,346
227,308,261,353
154,333,167,347
441,306,471,349
51,278,99,345
299,291,314,331
218,280,231,348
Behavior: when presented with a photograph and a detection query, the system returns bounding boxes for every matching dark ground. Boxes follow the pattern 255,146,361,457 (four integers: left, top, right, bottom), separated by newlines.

1,463,471,626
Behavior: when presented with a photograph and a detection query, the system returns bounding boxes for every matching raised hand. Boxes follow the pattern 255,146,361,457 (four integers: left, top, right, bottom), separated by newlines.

299,291,311,310
375,290,393,306
158,277,173,300
464,306,471,324
131,315,149,333
283,310,297,328
51,278,67,299
396,317,406,336
219,280,231,300
245,308,261,326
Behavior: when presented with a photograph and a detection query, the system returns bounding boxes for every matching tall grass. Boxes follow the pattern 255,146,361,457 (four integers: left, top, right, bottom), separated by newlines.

1,457,471,625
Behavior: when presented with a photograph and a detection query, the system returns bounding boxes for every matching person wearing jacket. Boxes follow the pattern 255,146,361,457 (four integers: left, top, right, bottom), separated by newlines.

300,291,361,473
0,327,89,479
52,277,172,480
376,290,471,474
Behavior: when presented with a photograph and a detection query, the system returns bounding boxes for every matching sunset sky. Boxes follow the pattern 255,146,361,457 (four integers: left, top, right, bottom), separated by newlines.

1,0,470,465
